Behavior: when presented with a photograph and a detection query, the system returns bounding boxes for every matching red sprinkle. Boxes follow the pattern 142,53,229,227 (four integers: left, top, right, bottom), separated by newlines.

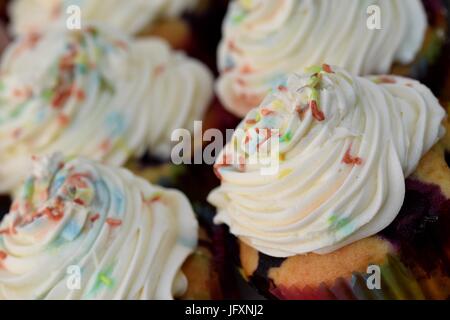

58,114,70,126
90,213,100,223
73,198,85,206
228,40,243,54
51,87,72,109
44,207,64,221
100,139,111,152
245,119,257,125
278,85,288,92
310,100,325,121
12,128,22,139
154,65,165,76
241,65,253,74
150,195,161,203
261,109,275,116
237,78,246,86
342,146,363,166
75,88,85,101
106,218,122,227
244,134,250,145
0,251,7,260
322,64,334,73
378,76,396,84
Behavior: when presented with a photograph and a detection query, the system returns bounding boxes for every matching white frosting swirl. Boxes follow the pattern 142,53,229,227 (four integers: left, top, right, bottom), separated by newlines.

209,65,445,257
0,153,198,299
217,0,427,117
0,25,212,193
10,0,199,36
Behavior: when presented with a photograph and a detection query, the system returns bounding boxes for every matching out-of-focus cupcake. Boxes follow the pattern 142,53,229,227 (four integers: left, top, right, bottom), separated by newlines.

217,0,448,118
0,24,213,195
8,0,202,50
0,0,9,54
208,65,450,299
0,153,222,299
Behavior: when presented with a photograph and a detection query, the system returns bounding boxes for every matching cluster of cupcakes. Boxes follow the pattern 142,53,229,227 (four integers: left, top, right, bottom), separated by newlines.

0,0,449,300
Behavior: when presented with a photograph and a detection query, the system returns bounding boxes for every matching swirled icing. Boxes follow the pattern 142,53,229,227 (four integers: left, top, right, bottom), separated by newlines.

217,0,427,117
0,153,198,299
10,0,199,36
0,25,212,193
209,65,445,257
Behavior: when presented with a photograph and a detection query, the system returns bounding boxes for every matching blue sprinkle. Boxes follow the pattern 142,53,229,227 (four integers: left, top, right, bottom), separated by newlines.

61,219,83,241
105,112,126,137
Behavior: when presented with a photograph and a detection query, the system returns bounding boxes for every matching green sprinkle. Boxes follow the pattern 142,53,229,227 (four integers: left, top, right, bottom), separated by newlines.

307,75,320,88
305,65,323,74
310,88,319,101
328,215,351,230
41,88,53,101
232,13,246,24
99,273,113,287
280,131,292,143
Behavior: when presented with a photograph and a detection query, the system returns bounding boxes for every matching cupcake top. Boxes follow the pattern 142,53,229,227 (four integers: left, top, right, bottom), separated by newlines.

0,153,198,299
0,25,212,193
217,0,427,117
10,0,199,36
208,65,446,258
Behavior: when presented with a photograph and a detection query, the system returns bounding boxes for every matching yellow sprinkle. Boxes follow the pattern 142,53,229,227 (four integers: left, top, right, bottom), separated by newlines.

279,153,286,161
99,274,112,287
272,100,284,110
240,0,253,10
278,168,292,179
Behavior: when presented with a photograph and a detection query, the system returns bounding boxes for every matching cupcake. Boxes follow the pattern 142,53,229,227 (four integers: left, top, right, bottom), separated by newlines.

8,0,201,50
0,153,222,299
217,0,448,117
208,65,450,299
0,24,213,194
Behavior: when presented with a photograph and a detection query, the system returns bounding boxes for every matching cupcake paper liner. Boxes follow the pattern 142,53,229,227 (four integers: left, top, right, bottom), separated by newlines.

235,176,450,300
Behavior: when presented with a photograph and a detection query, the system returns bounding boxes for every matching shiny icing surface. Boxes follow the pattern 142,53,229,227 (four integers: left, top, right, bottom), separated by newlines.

209,65,445,257
10,0,199,35
217,0,427,117
0,154,198,299
0,25,212,193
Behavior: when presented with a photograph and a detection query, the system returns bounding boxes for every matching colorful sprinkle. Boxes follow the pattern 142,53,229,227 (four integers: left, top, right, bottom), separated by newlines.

99,273,113,287
106,218,122,227
322,64,334,73
261,108,275,116
241,65,253,74
342,145,362,165
90,213,100,223
73,198,85,206
44,207,64,222
57,114,70,126
278,168,293,179
310,100,325,121
377,76,396,84
278,85,288,92
280,131,292,143
305,65,323,75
